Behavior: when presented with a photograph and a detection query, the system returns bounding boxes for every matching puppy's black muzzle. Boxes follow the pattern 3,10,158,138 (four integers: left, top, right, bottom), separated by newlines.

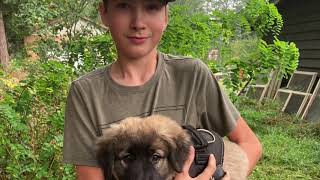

183,125,226,180
123,161,164,180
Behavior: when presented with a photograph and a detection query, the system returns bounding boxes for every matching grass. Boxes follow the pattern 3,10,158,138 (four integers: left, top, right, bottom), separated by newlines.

235,97,320,180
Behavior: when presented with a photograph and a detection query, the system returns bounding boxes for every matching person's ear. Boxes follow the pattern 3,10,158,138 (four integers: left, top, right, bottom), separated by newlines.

99,2,109,27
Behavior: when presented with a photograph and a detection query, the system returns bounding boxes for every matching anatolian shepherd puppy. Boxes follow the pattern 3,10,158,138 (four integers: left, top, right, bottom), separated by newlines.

96,115,249,180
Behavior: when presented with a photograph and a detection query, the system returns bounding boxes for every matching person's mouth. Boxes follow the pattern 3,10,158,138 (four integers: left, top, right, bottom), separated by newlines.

127,36,149,44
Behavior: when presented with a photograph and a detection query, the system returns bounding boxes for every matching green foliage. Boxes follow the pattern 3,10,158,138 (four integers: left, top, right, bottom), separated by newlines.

0,0,305,179
243,0,283,37
35,34,117,75
219,37,299,95
160,5,220,61
0,60,75,179
209,0,297,96
1,0,100,54
62,34,116,75
211,10,252,43
210,0,283,42
236,97,320,179
270,38,300,79
219,38,261,92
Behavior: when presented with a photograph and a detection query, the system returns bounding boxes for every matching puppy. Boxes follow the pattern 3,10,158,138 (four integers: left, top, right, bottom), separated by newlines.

96,115,249,180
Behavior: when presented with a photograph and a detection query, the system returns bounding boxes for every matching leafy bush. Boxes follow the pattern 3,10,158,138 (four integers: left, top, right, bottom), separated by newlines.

61,34,116,75
34,33,116,76
220,38,299,96
160,5,220,61
0,60,75,179
269,37,300,79
243,0,283,37
0,1,304,179
210,0,298,96
2,0,100,54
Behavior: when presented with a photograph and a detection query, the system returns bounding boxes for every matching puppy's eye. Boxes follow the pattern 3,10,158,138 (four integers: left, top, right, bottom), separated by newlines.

151,153,162,163
121,154,135,163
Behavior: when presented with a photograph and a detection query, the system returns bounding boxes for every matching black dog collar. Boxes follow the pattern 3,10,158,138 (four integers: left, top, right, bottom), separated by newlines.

182,125,226,180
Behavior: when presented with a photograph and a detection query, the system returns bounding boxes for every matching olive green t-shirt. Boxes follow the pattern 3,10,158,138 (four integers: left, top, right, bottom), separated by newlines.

63,52,240,166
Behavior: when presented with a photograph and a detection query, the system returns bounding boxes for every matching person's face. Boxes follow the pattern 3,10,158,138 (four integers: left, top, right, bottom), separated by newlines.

99,0,168,60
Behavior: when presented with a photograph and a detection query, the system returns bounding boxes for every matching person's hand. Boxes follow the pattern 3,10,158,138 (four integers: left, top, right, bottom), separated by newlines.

174,146,216,180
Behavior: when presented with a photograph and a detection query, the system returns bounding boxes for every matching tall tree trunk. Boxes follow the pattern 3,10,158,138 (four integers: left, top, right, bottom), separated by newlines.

0,10,10,68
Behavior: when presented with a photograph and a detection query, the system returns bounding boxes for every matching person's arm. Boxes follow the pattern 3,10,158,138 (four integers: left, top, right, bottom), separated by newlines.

76,166,104,180
63,82,104,179
227,117,262,175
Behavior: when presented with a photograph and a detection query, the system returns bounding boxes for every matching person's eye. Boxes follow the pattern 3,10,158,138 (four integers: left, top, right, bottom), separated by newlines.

116,2,130,9
146,3,162,11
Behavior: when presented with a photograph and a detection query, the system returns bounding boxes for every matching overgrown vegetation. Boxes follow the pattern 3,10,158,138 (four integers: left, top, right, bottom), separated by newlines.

41,34,117,75
1,0,99,54
0,0,316,179
160,5,221,61
0,60,75,179
210,0,299,96
235,97,320,179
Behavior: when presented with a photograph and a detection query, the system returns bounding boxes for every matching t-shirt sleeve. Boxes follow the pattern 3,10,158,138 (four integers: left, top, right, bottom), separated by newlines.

63,82,100,166
196,61,240,136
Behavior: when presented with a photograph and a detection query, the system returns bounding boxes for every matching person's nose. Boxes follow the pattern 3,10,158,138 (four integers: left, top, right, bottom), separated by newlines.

130,7,146,31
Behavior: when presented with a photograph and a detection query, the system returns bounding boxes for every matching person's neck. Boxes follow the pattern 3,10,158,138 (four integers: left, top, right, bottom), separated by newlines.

110,50,158,87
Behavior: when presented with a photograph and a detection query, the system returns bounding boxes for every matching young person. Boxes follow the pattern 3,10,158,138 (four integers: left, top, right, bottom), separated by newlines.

63,0,262,179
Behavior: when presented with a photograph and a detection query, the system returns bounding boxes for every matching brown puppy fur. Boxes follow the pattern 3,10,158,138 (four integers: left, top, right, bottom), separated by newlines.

224,140,249,180
96,115,248,180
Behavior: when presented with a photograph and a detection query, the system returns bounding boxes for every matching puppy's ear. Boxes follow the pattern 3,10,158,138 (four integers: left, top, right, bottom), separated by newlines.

96,142,114,180
168,136,191,172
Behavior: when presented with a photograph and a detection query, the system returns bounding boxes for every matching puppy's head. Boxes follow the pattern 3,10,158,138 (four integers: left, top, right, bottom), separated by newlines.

96,115,191,180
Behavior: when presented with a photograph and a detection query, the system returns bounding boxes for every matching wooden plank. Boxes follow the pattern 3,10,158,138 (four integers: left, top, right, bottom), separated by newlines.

299,50,320,59
274,0,320,77
294,40,320,50
282,14,320,26
298,64,320,78
277,89,310,96
297,67,320,76
299,59,320,69
282,21,320,34
277,0,320,19
290,71,318,76
281,31,320,41
301,80,320,122
281,12,320,23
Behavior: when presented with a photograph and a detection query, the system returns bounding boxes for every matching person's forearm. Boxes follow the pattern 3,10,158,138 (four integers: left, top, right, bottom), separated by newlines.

238,139,262,175
227,118,263,176
76,166,104,180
